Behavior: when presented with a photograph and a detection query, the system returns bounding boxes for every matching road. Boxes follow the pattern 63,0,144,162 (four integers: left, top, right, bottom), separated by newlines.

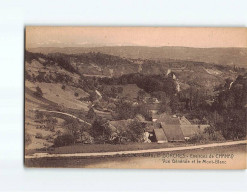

25,139,247,159
33,108,92,126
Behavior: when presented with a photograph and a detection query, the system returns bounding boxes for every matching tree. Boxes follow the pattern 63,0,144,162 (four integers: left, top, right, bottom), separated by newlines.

115,100,135,120
80,131,94,144
54,134,75,147
91,118,110,143
86,107,96,119
34,86,43,97
35,111,44,120
127,120,144,142
170,95,180,114
219,109,246,140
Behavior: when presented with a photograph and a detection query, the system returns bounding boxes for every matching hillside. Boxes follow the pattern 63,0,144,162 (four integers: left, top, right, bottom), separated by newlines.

28,46,247,68
25,50,246,150
25,51,244,92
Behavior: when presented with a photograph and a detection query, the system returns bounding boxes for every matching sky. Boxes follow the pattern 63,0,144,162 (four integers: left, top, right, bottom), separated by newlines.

26,27,247,48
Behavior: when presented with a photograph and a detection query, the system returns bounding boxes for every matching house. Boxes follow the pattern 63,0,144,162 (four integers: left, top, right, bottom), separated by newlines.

155,113,180,124
161,123,185,142
154,128,168,143
180,125,209,140
150,113,210,142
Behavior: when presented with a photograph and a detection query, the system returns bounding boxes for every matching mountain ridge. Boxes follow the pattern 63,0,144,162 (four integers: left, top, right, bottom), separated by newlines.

28,46,247,68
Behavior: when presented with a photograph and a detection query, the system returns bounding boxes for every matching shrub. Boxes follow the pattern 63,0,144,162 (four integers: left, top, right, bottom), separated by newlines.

74,92,79,97
34,86,43,97
44,135,53,143
218,109,246,140
188,128,225,144
54,134,75,147
45,116,57,132
46,123,55,132
79,131,94,144
86,107,96,119
127,120,144,142
61,85,66,90
35,133,43,139
35,111,44,120
90,118,111,143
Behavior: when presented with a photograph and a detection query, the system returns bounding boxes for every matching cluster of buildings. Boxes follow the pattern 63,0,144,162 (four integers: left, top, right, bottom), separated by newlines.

105,112,209,143
145,113,209,143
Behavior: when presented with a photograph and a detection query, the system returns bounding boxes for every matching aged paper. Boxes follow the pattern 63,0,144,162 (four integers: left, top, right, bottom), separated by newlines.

25,27,247,169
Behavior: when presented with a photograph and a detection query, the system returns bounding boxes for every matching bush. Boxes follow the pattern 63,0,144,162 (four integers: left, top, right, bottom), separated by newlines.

218,109,246,140
34,86,43,97
35,133,43,139
61,85,66,90
45,116,57,132
90,118,111,143
35,111,44,120
188,128,225,144
86,107,96,119
74,92,79,97
44,135,53,143
127,120,144,142
79,131,94,144
54,134,75,147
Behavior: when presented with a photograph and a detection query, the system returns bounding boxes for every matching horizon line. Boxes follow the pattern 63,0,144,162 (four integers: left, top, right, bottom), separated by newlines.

26,45,247,49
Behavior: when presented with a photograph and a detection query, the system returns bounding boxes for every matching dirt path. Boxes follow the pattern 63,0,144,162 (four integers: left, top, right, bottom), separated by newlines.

33,109,92,126
25,140,247,159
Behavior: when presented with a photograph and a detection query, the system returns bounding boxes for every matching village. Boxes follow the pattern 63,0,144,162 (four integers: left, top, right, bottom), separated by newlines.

85,69,210,145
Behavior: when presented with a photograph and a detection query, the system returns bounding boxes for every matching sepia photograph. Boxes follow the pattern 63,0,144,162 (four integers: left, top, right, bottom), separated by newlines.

24,27,247,169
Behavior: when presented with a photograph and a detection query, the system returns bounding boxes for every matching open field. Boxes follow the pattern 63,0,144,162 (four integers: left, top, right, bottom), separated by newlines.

25,143,247,169
26,142,187,155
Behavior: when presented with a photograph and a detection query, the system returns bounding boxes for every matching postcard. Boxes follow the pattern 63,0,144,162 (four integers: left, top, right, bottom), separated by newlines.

25,27,247,169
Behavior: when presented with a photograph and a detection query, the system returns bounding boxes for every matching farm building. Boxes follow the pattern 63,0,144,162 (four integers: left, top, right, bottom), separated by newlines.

154,128,168,143
103,112,210,143
160,123,184,142
150,113,210,142
180,125,209,140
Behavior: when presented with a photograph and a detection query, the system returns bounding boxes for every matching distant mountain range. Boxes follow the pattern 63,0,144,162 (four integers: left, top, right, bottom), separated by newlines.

28,46,247,68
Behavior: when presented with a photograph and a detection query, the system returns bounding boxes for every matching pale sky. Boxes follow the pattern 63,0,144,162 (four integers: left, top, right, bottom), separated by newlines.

26,27,247,48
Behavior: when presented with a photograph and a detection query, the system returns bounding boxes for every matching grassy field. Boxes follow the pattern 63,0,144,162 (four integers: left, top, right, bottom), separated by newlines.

26,142,189,155
50,142,188,154
25,144,246,168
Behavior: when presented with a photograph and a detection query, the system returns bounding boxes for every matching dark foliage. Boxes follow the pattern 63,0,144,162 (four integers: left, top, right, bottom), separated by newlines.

54,134,75,147
127,120,144,142
34,86,43,97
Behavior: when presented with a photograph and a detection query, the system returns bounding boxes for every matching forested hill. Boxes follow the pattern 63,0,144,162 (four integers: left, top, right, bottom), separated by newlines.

28,46,247,68
25,51,246,92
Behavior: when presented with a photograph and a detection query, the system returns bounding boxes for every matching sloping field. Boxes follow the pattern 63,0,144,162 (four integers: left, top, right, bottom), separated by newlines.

26,81,89,110
25,80,90,150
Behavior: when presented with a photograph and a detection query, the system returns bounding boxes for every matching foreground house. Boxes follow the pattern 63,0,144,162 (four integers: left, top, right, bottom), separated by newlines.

151,113,210,142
